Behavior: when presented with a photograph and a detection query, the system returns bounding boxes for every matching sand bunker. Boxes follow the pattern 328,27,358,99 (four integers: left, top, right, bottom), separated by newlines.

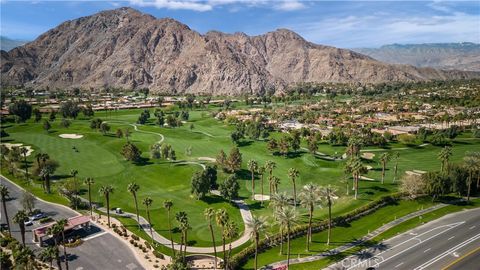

59,134,84,139
198,157,216,162
254,194,270,201
361,152,375,160
1,143,34,156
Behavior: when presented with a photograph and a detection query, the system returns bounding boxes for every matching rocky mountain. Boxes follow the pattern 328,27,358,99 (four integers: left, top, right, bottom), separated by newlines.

354,43,480,71
0,36,28,52
1,7,478,95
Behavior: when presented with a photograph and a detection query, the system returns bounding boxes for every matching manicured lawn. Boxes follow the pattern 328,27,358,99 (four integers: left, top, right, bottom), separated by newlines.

1,107,479,250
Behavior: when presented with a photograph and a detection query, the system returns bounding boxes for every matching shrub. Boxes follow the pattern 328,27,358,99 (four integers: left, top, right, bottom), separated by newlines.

144,241,152,250
153,250,164,259
39,217,54,224
131,234,140,241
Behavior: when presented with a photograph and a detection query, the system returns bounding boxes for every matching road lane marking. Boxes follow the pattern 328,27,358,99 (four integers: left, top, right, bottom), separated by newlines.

469,226,476,230
448,236,455,240
414,232,480,270
83,231,108,241
442,246,480,270
395,262,404,268
346,221,465,270
424,248,431,253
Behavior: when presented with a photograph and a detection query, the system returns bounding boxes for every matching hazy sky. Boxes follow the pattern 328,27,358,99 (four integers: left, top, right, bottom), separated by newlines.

1,0,479,48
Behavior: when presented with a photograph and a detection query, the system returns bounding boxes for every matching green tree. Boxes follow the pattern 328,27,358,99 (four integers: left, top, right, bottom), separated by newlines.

84,178,94,216
379,152,390,184
0,185,10,232
265,160,276,197
99,185,114,227
216,209,229,269
271,192,290,254
320,186,337,245
219,175,240,201
277,207,296,269
393,152,400,182
299,183,321,251
258,165,266,205
39,246,57,269
121,142,142,162
246,215,267,270
163,200,175,256
247,159,258,199
175,211,189,261
20,147,29,181
142,197,154,242
43,120,51,133
225,221,239,269
56,219,69,270
127,183,141,228
9,100,32,122
438,146,452,173
204,208,218,269
226,147,242,173
190,171,210,199
288,168,300,206
21,191,35,214
13,210,28,246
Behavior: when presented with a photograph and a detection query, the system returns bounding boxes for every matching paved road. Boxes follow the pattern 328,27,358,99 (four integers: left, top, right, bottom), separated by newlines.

444,246,480,270
327,207,480,270
1,175,144,270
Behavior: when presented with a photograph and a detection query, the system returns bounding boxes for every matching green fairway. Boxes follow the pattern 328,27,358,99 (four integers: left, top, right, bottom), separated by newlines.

2,107,479,250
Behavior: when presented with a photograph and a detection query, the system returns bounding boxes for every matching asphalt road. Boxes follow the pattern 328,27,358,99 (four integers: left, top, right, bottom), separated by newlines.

1,175,144,270
444,246,480,270
327,207,480,270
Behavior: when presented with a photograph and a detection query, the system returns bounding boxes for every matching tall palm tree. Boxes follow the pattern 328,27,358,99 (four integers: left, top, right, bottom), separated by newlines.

319,186,338,245
99,185,114,227
0,184,11,232
127,182,141,228
70,169,79,209
438,146,452,173
270,192,290,254
225,221,239,269
13,210,28,246
142,197,154,242
379,152,390,184
288,168,300,206
163,200,175,256
271,176,281,195
56,219,69,270
20,147,29,181
204,208,218,269
349,157,364,200
246,215,267,270
463,155,477,201
215,209,229,269
299,183,321,251
265,160,276,197
175,211,189,261
12,245,37,270
84,177,94,216
47,222,63,270
247,159,258,199
39,246,57,269
393,152,400,182
277,207,297,269
258,165,266,204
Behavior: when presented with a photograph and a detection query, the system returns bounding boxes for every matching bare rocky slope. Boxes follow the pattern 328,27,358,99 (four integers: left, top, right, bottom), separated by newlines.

1,7,478,95
354,43,480,72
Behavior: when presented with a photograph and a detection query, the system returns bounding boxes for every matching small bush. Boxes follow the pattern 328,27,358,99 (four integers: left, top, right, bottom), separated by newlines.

153,250,164,259
131,234,140,241
39,217,54,224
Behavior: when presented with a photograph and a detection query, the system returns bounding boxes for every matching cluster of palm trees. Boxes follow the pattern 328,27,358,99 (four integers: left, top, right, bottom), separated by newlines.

246,182,338,270
204,208,238,269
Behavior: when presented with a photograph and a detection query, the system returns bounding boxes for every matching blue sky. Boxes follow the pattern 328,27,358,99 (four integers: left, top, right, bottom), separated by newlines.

1,0,479,48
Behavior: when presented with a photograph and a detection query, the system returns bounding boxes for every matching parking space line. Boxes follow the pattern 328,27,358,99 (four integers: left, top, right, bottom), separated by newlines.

83,231,108,241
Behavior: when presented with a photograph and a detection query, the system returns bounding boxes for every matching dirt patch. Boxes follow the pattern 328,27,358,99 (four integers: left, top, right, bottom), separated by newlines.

197,157,216,162
59,134,84,139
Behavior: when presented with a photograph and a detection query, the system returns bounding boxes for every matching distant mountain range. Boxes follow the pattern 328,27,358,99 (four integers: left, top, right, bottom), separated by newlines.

354,43,480,71
0,36,28,52
1,7,479,94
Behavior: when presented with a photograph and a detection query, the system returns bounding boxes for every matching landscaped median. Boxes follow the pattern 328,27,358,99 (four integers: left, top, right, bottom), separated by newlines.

231,195,454,270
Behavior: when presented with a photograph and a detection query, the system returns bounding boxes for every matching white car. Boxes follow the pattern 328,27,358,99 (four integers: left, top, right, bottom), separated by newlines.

24,219,33,226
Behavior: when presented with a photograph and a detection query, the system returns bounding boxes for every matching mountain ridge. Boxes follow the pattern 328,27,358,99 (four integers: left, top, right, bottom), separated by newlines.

2,7,479,95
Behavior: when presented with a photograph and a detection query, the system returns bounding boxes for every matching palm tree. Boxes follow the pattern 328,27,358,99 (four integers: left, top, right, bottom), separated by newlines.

47,222,63,270
277,207,296,269
142,197,154,242
163,200,175,256
13,210,28,246
288,168,300,206
379,152,390,184
438,146,452,173
258,165,266,204
270,193,290,254
349,157,365,200
265,160,276,197
99,185,114,227
271,176,281,194
39,246,57,269
127,182,141,228
56,219,69,270
175,211,189,261
215,209,229,269
70,169,79,209
463,155,477,201
299,183,321,251
84,177,94,216
246,215,267,270
1,184,11,232
393,152,400,182
12,245,37,270
319,186,337,245
247,159,258,199
204,208,218,269
20,147,29,181
225,221,239,269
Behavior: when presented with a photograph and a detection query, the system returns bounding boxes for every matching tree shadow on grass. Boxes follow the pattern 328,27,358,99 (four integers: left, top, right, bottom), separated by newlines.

51,174,72,181
237,140,254,147
133,157,153,166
